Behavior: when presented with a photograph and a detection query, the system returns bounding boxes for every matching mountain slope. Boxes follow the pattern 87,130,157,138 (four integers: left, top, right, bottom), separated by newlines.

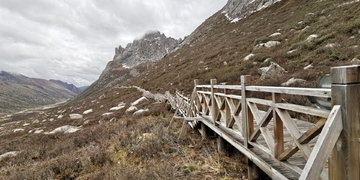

0,71,77,114
123,0,360,94
49,79,81,94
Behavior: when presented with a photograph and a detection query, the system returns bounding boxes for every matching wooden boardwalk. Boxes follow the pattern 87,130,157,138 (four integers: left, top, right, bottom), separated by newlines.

164,65,360,180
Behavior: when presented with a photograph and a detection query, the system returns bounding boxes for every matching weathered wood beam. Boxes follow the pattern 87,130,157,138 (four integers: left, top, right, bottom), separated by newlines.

300,105,342,180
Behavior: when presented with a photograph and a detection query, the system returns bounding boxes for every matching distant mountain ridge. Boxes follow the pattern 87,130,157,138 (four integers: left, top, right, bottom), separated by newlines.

49,79,81,94
0,71,77,114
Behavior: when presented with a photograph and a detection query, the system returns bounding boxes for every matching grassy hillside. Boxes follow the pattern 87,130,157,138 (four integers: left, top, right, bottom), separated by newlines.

124,0,360,94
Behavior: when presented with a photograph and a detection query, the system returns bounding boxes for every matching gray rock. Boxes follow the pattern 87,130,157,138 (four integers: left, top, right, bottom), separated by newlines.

112,31,179,68
0,151,21,161
223,0,281,21
69,114,83,120
306,34,318,41
49,125,80,134
258,62,286,79
351,58,360,65
244,53,255,61
281,77,306,86
269,32,281,37
304,64,313,70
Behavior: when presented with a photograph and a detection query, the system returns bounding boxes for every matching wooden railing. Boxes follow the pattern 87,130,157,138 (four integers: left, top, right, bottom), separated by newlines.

165,65,360,180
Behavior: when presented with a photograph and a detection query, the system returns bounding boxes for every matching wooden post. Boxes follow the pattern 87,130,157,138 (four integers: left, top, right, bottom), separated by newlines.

329,65,360,180
241,75,258,180
273,93,284,158
241,75,250,147
210,79,218,126
217,136,228,155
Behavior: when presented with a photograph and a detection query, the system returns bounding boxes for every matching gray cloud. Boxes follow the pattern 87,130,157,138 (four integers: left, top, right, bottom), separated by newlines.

0,0,227,86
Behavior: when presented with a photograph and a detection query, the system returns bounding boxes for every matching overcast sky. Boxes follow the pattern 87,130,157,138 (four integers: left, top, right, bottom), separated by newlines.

0,0,227,86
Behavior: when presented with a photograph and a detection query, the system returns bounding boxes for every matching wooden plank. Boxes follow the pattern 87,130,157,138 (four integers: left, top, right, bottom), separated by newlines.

277,144,299,161
276,103,330,118
245,86,331,98
200,115,289,180
298,118,326,144
299,105,342,180
273,93,284,158
247,98,272,106
275,108,312,160
211,79,217,125
241,75,250,148
250,107,274,142
248,102,275,153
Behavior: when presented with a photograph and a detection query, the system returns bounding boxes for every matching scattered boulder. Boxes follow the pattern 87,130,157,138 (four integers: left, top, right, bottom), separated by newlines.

109,118,117,122
244,53,255,61
258,62,286,79
34,129,44,134
133,109,149,116
57,114,64,119
304,64,313,70
23,123,30,126
0,151,21,161
131,97,148,106
13,129,24,133
324,43,339,48
32,120,40,124
109,105,125,111
83,120,90,125
306,34,318,41
49,125,80,134
126,106,138,113
49,118,55,122
269,32,281,37
351,58,360,65
287,49,297,54
83,109,93,115
254,41,280,49
281,77,306,86
69,114,83,120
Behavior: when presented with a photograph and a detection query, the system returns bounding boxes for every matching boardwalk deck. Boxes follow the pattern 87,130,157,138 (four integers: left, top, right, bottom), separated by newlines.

166,66,360,179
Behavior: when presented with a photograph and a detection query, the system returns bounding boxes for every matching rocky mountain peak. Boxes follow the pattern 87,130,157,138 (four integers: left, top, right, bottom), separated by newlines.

223,0,280,21
113,31,179,68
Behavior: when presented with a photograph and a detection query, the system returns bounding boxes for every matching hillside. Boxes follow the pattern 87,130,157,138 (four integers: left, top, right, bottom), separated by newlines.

1,0,360,179
122,0,360,94
0,71,77,114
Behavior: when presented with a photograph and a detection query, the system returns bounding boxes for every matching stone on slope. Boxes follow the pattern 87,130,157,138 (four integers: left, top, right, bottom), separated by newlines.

69,114,83,120
281,77,306,86
131,97,148,106
258,62,286,79
133,109,149,116
244,53,255,61
0,151,21,161
126,106,138,113
49,125,80,134
13,129,24,133
83,109,93,115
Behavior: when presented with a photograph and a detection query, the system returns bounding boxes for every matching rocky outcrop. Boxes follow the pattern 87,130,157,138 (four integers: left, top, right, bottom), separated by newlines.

113,31,179,68
258,62,286,79
223,0,281,22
